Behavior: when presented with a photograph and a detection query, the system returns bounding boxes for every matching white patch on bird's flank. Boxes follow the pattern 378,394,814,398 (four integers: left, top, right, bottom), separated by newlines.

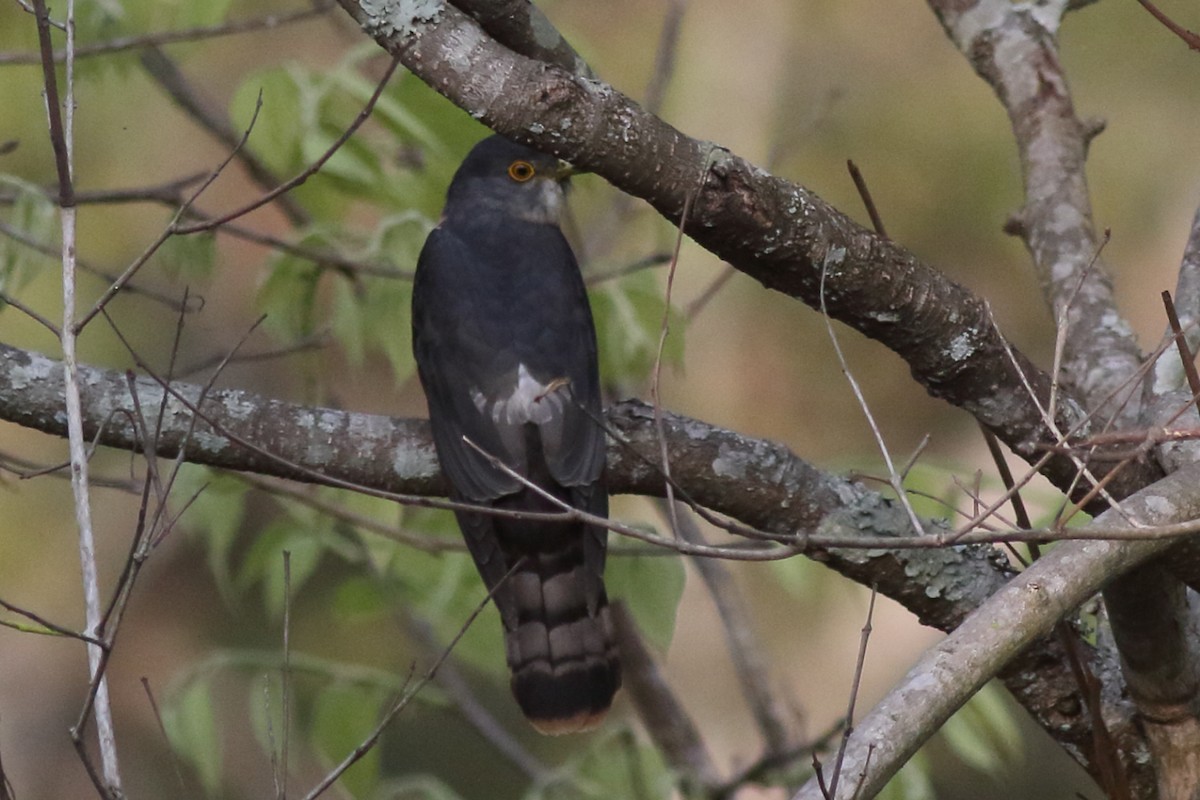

473,364,569,426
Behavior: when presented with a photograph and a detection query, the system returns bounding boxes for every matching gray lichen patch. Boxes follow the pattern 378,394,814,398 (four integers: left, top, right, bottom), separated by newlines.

712,442,751,480
359,0,443,37
9,351,56,390
392,439,439,480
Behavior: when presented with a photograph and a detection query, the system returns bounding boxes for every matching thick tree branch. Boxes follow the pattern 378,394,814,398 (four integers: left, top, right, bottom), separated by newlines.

448,0,592,77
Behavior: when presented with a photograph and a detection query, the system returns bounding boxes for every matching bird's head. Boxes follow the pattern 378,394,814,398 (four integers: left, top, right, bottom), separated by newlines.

443,135,575,225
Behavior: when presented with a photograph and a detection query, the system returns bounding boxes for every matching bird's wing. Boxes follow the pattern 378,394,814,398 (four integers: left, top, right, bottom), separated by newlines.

413,229,523,501
413,226,606,501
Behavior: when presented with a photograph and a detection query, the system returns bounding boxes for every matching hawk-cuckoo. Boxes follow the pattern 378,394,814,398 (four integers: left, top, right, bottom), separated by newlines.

412,135,620,734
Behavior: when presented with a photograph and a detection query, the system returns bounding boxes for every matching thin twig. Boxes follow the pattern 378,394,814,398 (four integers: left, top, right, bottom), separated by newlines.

818,261,924,536
239,474,461,553
279,552,293,800
684,264,736,321
399,611,548,780
140,678,190,795
1133,0,1200,50
0,171,207,206
0,217,193,311
0,3,338,64
1161,291,1200,419
173,57,402,235
298,560,522,800
984,303,1134,524
74,93,268,333
0,291,60,336
139,45,310,228
583,252,672,285
846,160,887,238
0,596,106,645
827,587,877,799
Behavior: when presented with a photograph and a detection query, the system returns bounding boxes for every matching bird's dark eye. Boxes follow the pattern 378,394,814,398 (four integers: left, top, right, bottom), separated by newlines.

507,160,536,182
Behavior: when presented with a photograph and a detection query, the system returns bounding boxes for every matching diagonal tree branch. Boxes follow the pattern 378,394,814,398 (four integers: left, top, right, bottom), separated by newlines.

448,0,593,77
928,0,1142,421
792,462,1200,800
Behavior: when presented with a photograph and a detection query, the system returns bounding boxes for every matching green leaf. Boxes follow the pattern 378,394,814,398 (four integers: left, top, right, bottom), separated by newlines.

311,683,388,799
230,66,305,177
941,682,1023,777
163,677,222,795
158,231,216,283
236,518,329,620
301,126,383,194
876,750,934,800
172,466,249,603
377,774,467,800
257,254,322,343
767,552,831,605
589,269,685,387
331,66,444,155
331,276,367,365
605,546,685,651
525,727,673,800
381,507,505,675
332,575,388,621
171,0,232,29
0,176,57,295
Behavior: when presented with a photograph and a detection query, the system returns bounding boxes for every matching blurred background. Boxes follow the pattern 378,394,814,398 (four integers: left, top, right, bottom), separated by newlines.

0,0,1197,798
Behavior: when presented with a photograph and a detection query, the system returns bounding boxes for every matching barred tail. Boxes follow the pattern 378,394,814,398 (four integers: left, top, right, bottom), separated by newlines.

503,547,621,735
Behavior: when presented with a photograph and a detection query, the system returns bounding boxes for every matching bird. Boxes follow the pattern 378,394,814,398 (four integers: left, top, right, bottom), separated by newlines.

411,134,620,734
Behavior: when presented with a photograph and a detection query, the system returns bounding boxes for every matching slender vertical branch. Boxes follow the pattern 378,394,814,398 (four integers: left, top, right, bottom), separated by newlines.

31,0,123,790
826,588,877,800
279,551,293,800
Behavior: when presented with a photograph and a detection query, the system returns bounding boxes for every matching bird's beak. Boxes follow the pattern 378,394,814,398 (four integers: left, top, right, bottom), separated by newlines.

554,160,578,181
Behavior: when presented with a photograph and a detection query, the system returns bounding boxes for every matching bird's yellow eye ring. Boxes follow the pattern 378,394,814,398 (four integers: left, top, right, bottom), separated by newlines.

507,160,536,182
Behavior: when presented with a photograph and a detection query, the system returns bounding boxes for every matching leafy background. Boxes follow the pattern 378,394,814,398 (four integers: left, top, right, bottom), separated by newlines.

0,0,1197,798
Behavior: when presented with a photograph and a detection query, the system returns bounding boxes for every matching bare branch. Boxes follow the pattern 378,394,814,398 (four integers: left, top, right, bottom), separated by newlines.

793,463,1200,800
1134,0,1200,51
138,45,311,228
0,336,1159,784
0,4,338,65
929,0,1142,422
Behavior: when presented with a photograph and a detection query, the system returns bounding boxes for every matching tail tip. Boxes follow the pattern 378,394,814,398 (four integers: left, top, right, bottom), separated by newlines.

512,662,620,735
528,707,611,736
